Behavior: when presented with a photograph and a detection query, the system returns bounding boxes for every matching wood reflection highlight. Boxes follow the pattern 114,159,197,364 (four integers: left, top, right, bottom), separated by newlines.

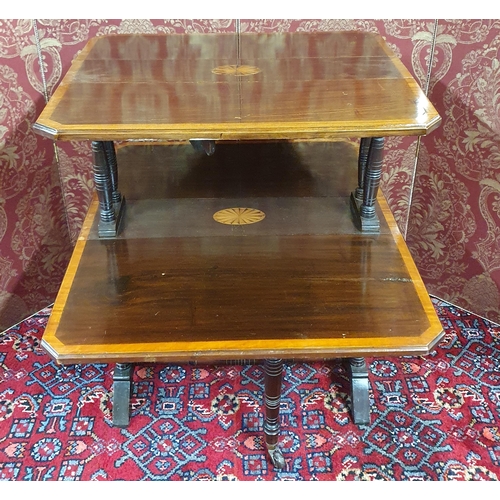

34,32,441,141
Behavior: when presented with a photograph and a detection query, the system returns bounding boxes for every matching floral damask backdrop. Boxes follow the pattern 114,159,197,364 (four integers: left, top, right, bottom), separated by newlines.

407,20,500,322
0,19,499,330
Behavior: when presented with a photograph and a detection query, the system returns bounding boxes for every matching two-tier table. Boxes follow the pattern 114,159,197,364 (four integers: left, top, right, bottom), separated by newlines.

34,31,444,469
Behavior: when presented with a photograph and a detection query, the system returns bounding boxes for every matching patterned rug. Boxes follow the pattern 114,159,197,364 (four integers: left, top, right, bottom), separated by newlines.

0,299,499,481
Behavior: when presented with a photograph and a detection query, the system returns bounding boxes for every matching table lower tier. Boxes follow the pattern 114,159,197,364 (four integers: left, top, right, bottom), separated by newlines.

44,197,442,363
43,141,443,468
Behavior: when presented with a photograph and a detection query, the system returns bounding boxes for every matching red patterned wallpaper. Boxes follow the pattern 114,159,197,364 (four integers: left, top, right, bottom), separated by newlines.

407,20,500,322
0,20,72,330
0,19,499,329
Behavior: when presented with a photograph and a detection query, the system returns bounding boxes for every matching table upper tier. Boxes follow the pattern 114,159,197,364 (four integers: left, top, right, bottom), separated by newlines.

33,32,441,141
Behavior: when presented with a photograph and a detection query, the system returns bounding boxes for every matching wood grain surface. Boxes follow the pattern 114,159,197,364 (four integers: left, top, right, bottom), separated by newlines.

33,32,441,141
42,141,443,363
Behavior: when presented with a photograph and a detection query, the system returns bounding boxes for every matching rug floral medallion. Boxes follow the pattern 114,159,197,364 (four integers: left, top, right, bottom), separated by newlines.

0,299,499,481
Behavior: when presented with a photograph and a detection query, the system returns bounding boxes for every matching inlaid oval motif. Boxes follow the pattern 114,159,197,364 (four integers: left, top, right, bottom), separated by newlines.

212,64,261,76
213,208,265,225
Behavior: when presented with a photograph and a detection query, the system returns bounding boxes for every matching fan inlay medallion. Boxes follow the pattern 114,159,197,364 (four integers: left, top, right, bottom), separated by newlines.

213,207,266,225
211,65,261,76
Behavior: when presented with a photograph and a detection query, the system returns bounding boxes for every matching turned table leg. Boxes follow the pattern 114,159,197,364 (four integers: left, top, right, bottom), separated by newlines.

350,137,384,233
354,137,371,202
263,358,286,469
112,362,133,428
92,140,126,238
103,141,123,205
346,357,371,425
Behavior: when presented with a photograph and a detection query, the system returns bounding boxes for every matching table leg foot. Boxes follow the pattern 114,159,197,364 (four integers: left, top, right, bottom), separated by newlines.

268,445,286,470
346,357,371,426
264,358,285,469
112,362,133,428
350,193,380,233
98,196,126,239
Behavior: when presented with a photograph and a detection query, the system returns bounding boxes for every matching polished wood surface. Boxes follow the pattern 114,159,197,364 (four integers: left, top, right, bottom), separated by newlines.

34,32,441,141
42,141,443,363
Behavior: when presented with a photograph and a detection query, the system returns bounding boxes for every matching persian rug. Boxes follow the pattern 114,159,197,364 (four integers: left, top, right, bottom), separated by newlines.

0,299,499,481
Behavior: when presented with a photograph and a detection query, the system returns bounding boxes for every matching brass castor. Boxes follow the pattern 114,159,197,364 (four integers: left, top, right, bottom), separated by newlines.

268,445,286,470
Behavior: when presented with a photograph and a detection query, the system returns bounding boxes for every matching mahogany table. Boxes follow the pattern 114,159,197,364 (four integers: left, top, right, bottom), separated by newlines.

34,32,443,469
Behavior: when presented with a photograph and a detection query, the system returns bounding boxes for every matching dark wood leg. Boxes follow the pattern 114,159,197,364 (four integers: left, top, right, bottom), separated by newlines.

346,357,371,425
103,141,122,204
350,137,384,233
263,358,285,469
104,141,126,234
92,141,115,231
92,140,125,238
360,137,384,226
112,362,133,428
354,137,372,201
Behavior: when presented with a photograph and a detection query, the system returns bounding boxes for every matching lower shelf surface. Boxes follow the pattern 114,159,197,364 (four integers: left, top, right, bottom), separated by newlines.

43,142,443,363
